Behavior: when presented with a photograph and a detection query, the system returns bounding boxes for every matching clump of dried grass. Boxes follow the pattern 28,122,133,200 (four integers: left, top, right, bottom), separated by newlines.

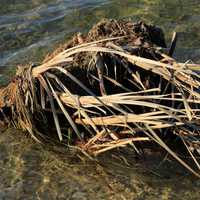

0,19,200,177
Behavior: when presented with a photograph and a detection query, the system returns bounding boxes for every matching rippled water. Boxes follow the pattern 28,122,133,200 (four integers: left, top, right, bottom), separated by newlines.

0,0,200,70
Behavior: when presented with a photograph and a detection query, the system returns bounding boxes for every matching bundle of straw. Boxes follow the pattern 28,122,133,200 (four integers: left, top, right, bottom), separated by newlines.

0,19,200,177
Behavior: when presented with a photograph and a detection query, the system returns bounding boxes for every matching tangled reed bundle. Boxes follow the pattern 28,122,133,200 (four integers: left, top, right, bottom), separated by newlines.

1,19,200,176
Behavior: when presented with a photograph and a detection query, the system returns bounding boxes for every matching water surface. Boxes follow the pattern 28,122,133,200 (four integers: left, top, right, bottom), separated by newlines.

0,1,200,76
0,128,200,200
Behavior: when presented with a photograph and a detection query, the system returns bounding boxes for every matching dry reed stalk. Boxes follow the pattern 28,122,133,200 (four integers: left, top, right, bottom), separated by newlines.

0,19,200,177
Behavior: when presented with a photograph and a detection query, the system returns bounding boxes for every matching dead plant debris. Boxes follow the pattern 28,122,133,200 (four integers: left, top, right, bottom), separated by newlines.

0,19,200,177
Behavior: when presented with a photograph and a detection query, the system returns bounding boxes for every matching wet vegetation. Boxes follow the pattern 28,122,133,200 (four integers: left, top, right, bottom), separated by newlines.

1,18,200,177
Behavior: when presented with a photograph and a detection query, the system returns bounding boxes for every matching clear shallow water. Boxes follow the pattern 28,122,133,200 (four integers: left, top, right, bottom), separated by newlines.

0,128,200,200
0,1,200,199
0,0,200,74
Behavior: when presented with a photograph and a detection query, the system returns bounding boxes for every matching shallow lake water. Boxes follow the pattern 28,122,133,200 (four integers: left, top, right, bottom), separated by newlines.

0,1,200,199
0,0,200,82
0,128,200,200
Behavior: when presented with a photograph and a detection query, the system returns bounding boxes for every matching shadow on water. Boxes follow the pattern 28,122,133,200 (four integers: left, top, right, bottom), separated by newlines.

0,1,200,199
